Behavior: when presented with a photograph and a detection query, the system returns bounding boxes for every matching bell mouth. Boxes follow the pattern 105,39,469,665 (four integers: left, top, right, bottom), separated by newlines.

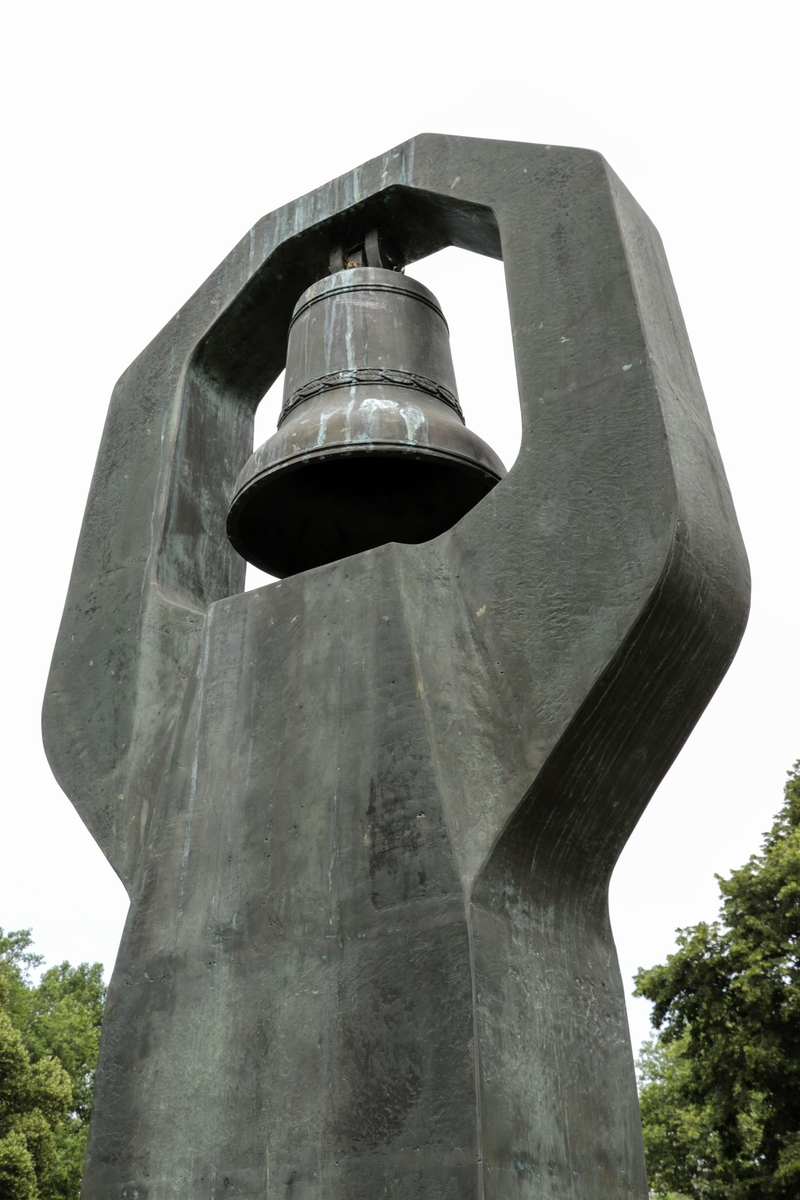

227,441,503,579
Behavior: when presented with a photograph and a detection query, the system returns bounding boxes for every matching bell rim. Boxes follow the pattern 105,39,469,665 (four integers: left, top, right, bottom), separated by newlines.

226,440,506,573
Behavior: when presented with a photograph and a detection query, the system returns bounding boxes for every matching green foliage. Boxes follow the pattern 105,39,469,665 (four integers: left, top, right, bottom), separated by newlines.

0,931,106,1200
635,763,800,1199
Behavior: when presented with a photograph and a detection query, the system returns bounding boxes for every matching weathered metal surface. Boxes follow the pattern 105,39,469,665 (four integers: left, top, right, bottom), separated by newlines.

42,134,749,1199
228,266,505,577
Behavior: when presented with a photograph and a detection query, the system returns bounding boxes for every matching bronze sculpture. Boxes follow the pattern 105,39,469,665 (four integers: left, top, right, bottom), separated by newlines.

43,134,749,1198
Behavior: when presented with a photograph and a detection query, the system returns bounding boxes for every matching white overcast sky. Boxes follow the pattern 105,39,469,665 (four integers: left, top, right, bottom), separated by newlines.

1,1,796,1056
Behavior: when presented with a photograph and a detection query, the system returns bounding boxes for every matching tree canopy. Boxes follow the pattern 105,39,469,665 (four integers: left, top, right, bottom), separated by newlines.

0,931,106,1200
635,763,800,1199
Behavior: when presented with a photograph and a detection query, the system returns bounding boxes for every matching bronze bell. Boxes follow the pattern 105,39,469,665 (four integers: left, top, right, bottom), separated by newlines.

227,262,506,578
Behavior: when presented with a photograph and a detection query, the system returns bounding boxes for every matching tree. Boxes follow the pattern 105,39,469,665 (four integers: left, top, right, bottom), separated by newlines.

0,931,106,1200
635,763,800,1199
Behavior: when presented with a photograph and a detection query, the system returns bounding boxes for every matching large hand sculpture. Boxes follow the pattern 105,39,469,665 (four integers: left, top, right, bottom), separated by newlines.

43,135,749,1199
